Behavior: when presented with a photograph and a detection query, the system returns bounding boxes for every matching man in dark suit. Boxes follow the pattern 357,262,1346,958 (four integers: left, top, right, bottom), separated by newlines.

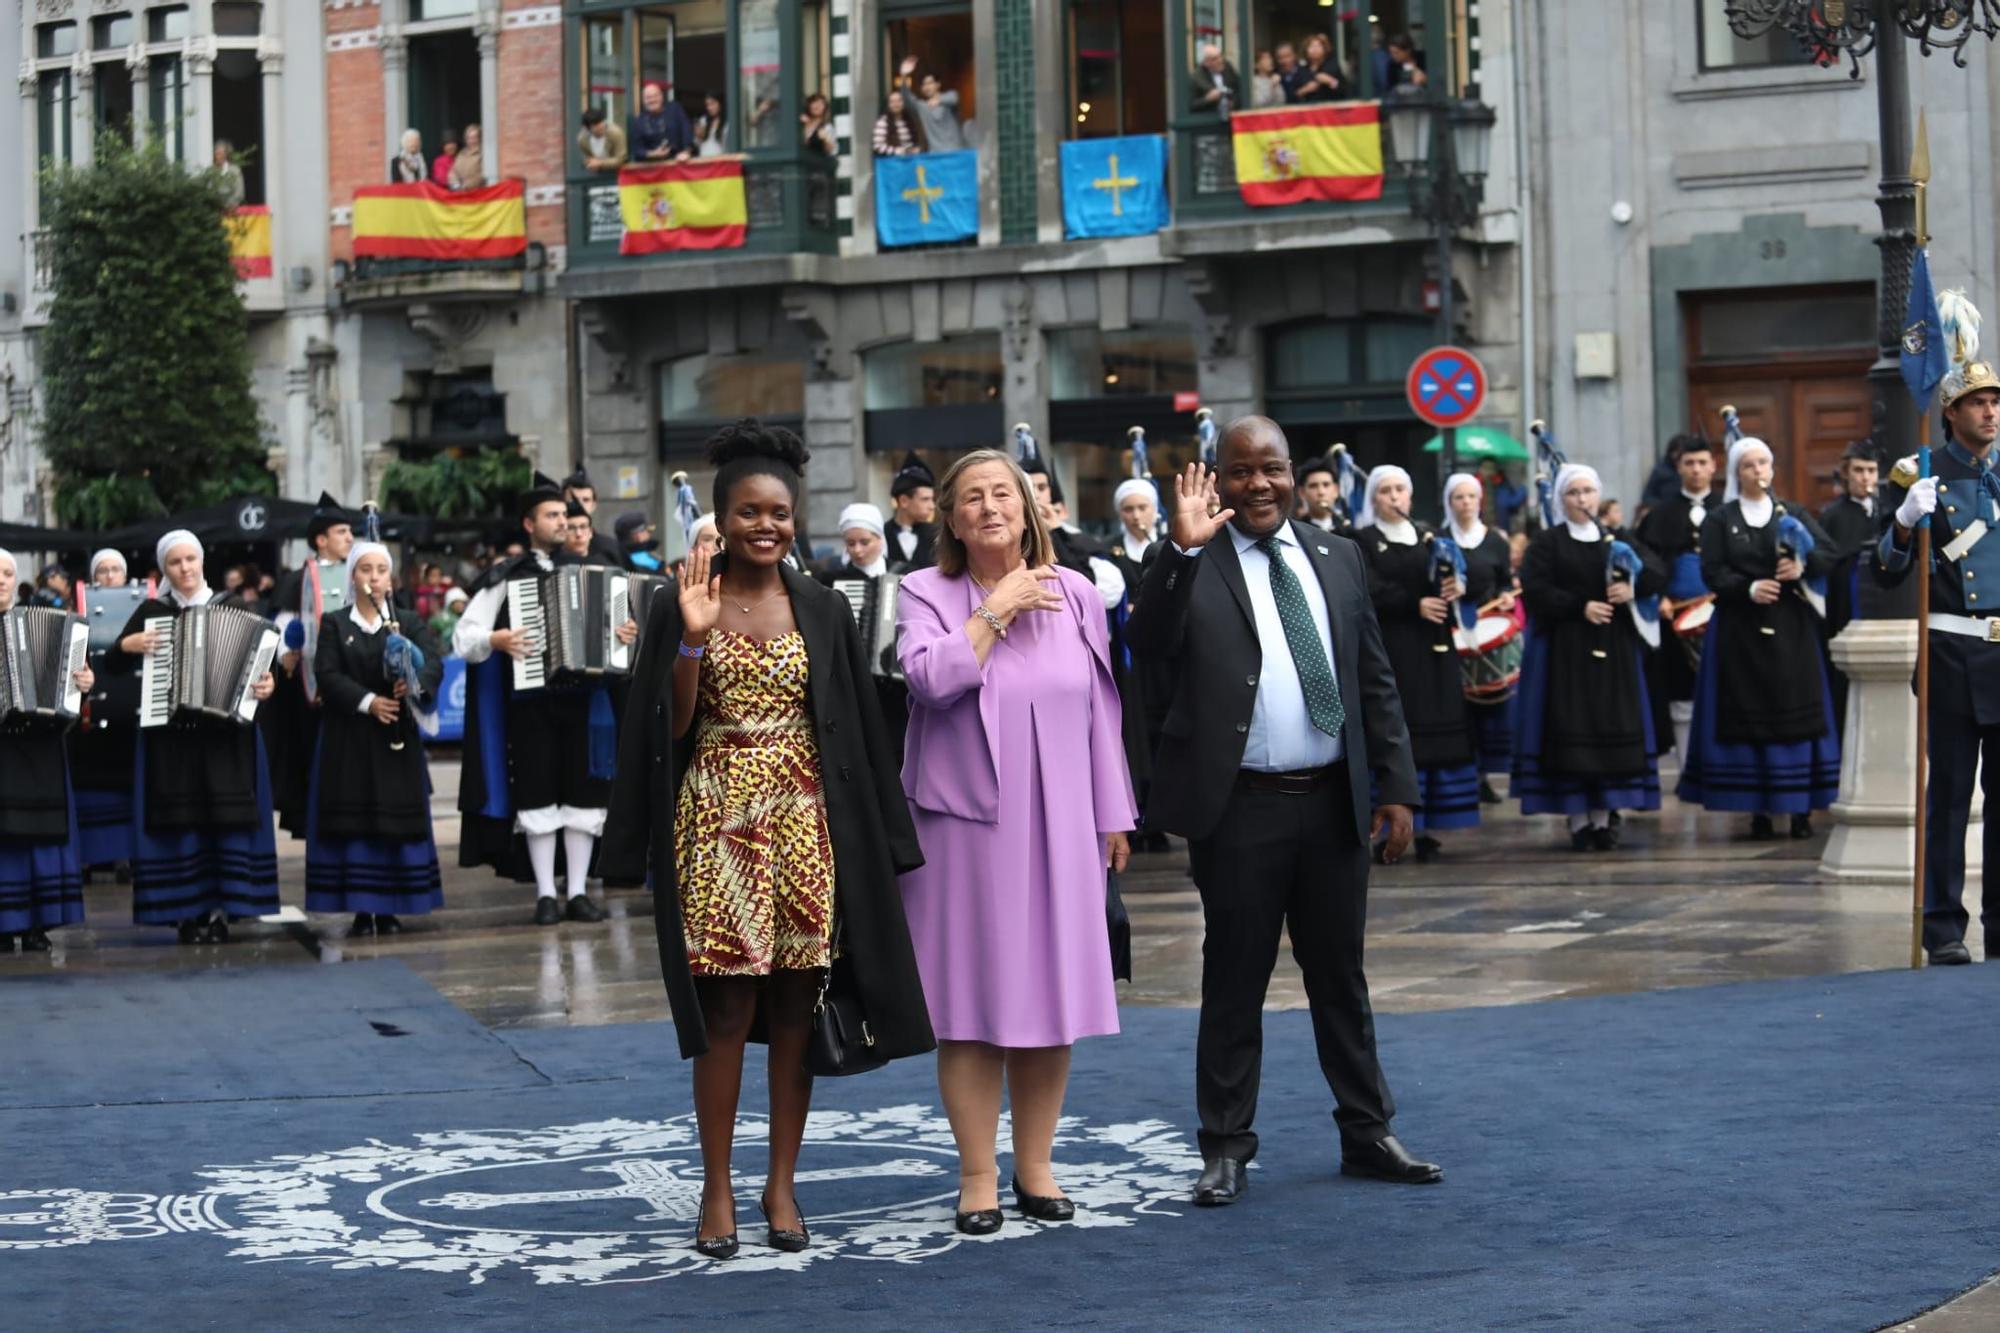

886,452,938,572
1188,43,1241,118
1818,440,1881,738
1127,414,1440,1205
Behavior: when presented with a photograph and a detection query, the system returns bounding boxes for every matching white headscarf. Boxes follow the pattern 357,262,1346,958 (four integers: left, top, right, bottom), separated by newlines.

1554,464,1604,541
344,540,393,620
1443,471,1486,547
90,548,128,583
1724,436,1775,506
1113,478,1156,512
1357,464,1413,534
836,502,886,539
155,529,213,606
687,512,717,545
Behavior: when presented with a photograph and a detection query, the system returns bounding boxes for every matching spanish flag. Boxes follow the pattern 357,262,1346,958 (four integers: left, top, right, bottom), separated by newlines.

618,160,749,254
226,205,272,279
1231,103,1385,207
351,181,528,260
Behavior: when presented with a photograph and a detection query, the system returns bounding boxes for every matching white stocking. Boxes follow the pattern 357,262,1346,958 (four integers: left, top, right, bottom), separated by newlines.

526,830,559,900
563,827,594,899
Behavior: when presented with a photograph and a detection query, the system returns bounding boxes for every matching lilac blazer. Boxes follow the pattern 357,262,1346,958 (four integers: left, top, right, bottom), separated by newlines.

896,564,1136,834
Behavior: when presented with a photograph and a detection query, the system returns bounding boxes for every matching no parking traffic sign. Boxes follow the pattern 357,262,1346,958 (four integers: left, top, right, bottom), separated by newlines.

1406,346,1487,429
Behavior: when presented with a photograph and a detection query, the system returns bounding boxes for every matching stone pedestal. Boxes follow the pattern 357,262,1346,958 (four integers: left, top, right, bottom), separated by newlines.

1820,618,1983,880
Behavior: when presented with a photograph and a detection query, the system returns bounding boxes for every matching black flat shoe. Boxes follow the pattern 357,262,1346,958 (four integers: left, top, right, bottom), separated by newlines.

1789,814,1813,840
374,914,403,935
350,913,375,937
1750,814,1776,841
1590,825,1619,852
1414,836,1441,863
1478,779,1503,805
694,1199,739,1260
759,1195,810,1252
1011,1175,1076,1222
205,916,230,945
953,1206,1003,1236
20,928,52,952
177,918,204,945
533,896,562,927
565,894,608,923
1928,941,1973,966
1192,1156,1247,1206
1340,1134,1443,1185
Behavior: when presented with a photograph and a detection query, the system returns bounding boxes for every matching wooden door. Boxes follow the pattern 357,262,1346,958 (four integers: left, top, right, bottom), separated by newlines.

1791,376,1872,508
1689,382,1786,462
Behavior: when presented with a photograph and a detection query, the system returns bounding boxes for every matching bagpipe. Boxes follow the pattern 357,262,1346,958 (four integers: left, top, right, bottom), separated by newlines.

1126,425,1166,533
671,470,701,551
360,503,437,744
1329,443,1367,528
1529,418,1567,531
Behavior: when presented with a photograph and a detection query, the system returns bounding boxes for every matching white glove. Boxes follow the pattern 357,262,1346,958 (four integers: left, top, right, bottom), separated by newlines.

1896,475,1939,529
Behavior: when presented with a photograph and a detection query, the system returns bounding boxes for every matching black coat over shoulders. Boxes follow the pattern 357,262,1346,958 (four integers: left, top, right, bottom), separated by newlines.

1698,500,1835,744
600,564,935,1064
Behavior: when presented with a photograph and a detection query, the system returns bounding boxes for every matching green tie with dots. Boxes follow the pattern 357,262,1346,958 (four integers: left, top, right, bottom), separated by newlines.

1256,535,1344,738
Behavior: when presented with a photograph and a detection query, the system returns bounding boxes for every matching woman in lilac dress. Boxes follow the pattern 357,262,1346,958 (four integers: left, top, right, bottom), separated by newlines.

897,449,1137,1237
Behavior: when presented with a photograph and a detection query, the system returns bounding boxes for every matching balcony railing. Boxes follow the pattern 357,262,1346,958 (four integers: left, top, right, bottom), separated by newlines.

31,228,55,292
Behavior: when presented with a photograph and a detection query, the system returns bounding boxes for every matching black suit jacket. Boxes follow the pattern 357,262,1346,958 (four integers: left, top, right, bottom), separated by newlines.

1126,520,1419,843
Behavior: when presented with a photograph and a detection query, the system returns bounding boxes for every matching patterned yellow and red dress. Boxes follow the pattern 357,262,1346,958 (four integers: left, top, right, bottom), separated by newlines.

675,630,836,975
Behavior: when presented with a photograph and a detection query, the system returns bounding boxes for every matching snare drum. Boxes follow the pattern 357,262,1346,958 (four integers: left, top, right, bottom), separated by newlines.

1453,614,1524,703
1669,596,1715,672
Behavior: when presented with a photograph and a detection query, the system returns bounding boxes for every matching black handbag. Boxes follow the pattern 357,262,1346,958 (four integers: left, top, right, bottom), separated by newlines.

807,921,888,1078
1107,870,1132,982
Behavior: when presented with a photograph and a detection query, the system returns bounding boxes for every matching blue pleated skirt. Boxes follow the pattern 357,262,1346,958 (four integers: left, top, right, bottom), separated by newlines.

0,786,85,934
74,785,135,867
303,740,443,917
131,732,281,925
1676,617,1841,815
1371,762,1483,834
1512,626,1662,816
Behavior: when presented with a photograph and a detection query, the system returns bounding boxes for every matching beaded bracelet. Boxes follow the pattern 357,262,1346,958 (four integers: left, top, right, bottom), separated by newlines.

678,639,707,659
975,606,1008,639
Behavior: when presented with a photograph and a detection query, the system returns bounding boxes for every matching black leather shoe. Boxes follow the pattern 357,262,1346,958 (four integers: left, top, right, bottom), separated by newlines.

1192,1156,1248,1206
1478,779,1503,805
20,928,52,953
1414,836,1441,863
1590,824,1619,852
954,1206,1003,1235
204,916,230,945
1340,1135,1443,1184
533,896,562,927
350,913,375,937
374,914,403,935
1569,828,1593,852
759,1195,810,1252
1011,1175,1076,1222
565,894,608,923
1929,941,1973,966
1789,814,1814,840
1750,814,1776,841
177,918,204,945
694,1199,739,1260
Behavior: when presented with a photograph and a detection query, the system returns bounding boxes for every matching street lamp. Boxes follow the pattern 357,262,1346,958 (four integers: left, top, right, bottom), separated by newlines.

1726,1,2000,72
1384,85,1498,488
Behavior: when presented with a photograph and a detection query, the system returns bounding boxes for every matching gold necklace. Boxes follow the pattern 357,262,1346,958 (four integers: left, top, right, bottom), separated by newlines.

725,585,786,615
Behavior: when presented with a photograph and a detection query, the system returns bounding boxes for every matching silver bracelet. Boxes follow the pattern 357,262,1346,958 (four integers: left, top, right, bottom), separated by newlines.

974,606,1007,639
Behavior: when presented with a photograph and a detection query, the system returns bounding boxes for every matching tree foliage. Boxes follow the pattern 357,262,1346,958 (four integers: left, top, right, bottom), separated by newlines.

381,448,532,522
39,137,269,528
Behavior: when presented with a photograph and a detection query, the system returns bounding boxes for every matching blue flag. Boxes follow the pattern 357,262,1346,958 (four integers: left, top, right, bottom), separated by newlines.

1902,247,1948,402
876,150,978,249
1060,134,1169,240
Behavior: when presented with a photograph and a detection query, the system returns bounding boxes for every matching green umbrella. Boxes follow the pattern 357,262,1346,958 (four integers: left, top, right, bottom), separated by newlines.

1420,425,1529,462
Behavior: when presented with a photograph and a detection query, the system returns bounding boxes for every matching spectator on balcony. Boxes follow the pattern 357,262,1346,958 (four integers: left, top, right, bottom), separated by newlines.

897,57,965,153
693,93,728,158
390,129,427,184
431,135,459,187
1293,33,1344,102
577,107,628,173
213,139,245,207
1188,43,1241,121
632,80,694,163
802,92,838,157
1274,42,1309,103
872,88,927,157
450,124,487,190
1386,32,1430,89
1249,50,1285,108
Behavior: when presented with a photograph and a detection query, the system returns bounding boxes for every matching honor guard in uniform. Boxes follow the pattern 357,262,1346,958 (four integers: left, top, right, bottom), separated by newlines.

1877,291,2000,966
1634,435,1719,762
265,492,355,840
1818,440,1882,735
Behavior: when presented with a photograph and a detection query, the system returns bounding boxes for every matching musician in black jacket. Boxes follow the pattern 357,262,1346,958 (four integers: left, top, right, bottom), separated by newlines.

305,540,447,937
563,467,629,567
886,453,939,572
69,548,146,877
1633,436,1718,762
266,492,356,841
452,474,635,925
106,530,278,945
1818,441,1881,736
0,548,93,953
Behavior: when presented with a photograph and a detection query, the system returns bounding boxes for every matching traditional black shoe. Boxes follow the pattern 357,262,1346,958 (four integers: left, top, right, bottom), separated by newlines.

533,896,562,927
1192,1156,1247,1207
1414,836,1441,863
177,918,204,945
114,863,132,885
20,928,52,953
1478,779,1503,805
1340,1134,1443,1185
1749,814,1776,841
0,933,14,953
953,1206,1003,1236
350,913,375,937
1569,828,1593,852
1608,811,1623,830
374,914,403,935
694,1199,739,1260
565,894,608,923
1929,941,1973,966
759,1195,810,1252
1591,824,1619,852
1011,1175,1076,1222
205,916,230,945
1789,814,1814,840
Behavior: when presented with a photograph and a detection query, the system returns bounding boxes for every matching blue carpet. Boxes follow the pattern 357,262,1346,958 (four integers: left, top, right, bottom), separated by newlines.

4,961,1998,1330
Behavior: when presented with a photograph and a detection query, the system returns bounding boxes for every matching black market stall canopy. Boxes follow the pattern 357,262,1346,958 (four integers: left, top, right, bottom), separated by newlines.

0,496,437,564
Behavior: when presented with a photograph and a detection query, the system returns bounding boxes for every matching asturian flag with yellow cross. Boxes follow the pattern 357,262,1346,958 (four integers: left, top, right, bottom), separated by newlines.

1060,134,1169,240
876,150,980,248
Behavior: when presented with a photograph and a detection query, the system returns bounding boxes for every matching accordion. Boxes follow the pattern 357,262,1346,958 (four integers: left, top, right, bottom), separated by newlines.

831,573,904,680
624,572,673,665
507,565,650,691
0,607,90,723
78,584,151,654
139,605,282,728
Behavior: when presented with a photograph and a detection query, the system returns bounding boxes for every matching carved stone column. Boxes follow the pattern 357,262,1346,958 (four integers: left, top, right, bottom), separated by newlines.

475,6,500,183
127,44,149,147
68,48,93,169
380,28,407,162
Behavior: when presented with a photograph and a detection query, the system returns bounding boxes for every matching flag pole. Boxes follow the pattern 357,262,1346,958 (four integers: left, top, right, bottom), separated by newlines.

1910,113,1933,972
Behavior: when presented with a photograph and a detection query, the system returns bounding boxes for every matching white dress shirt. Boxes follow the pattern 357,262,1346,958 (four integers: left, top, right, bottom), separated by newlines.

1181,523,1345,772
